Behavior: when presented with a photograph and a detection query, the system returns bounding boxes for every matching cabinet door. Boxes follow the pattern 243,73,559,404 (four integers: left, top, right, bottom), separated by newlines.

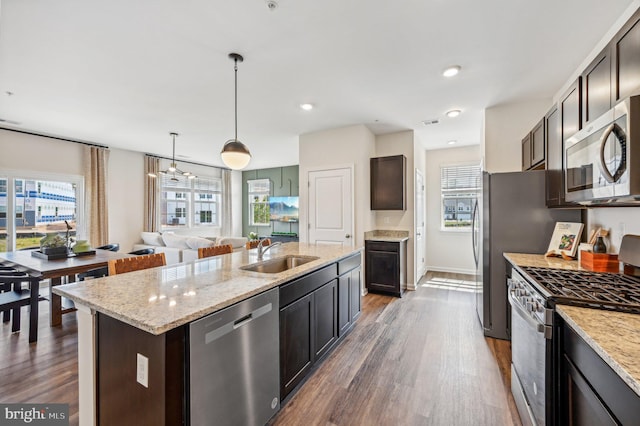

560,357,617,425
582,47,612,124
280,293,313,398
530,119,545,167
313,279,337,361
349,267,361,322
522,133,532,170
366,245,400,295
614,12,640,102
371,155,407,210
337,275,350,336
545,105,562,206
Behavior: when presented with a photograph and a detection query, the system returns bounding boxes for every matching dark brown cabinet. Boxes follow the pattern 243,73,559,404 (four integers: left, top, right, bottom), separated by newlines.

582,47,612,125
545,105,562,206
613,10,640,102
279,292,313,398
313,279,338,361
521,119,545,171
371,155,406,210
338,260,361,336
279,253,361,400
557,317,640,425
365,240,406,297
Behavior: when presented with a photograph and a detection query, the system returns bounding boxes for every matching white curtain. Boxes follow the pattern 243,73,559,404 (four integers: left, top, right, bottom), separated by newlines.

144,155,160,232
84,146,110,247
221,169,232,236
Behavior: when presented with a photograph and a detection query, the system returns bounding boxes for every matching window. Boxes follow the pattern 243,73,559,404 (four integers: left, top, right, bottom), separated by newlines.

441,164,481,230
160,175,221,229
0,171,84,252
247,179,270,226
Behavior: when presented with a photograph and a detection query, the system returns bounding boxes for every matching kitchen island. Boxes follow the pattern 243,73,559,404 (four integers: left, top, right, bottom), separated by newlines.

54,243,362,426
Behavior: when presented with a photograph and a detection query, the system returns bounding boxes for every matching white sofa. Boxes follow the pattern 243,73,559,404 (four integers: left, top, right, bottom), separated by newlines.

132,232,248,265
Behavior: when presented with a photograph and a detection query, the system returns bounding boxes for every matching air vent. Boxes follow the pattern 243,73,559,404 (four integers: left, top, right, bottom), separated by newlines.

422,119,439,126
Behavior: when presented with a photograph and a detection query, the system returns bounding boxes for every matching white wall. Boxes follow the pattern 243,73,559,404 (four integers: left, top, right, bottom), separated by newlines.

0,129,242,252
375,131,417,287
425,145,480,275
299,124,376,251
482,99,551,173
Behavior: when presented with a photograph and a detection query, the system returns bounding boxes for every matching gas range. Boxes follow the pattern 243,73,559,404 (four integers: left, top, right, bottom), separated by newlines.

519,266,640,314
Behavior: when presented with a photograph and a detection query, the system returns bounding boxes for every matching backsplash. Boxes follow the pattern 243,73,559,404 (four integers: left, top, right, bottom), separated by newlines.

586,207,640,254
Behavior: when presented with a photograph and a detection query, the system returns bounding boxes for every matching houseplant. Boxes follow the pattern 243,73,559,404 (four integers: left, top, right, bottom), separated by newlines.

40,233,69,255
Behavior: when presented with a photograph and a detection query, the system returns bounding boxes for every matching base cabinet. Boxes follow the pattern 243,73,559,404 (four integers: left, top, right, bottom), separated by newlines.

558,317,640,425
365,240,406,297
279,252,361,400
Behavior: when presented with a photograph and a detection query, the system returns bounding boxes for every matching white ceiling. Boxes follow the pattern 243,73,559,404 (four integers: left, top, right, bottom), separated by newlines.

0,0,635,170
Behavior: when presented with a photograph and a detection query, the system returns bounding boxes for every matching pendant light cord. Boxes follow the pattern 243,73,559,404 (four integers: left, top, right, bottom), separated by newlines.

234,58,238,141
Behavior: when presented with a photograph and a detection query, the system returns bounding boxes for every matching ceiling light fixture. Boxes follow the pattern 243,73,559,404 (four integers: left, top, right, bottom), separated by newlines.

149,132,196,180
448,140,457,145
446,109,461,118
442,65,461,77
220,53,251,170
300,103,314,111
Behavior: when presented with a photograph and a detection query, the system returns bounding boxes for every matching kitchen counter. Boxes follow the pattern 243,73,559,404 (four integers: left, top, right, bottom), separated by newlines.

364,229,409,242
54,242,361,335
503,252,584,271
556,305,640,397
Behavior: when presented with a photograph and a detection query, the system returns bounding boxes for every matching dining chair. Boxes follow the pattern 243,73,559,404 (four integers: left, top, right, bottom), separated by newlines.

198,244,233,259
108,252,166,275
0,271,34,332
246,238,271,250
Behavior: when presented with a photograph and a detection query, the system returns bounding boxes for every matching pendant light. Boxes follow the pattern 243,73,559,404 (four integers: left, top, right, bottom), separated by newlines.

148,132,196,181
220,53,252,170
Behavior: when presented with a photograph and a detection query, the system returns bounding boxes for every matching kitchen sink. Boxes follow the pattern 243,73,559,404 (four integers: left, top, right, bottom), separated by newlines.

240,255,320,274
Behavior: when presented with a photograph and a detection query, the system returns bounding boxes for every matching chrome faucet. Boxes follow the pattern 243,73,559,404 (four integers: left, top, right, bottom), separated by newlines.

257,240,282,261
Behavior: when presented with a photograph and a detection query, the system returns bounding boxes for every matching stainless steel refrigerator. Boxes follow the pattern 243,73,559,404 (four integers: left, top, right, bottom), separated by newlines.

471,170,582,340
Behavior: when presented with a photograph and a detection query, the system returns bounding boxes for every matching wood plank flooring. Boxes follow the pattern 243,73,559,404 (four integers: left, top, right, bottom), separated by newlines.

0,275,520,426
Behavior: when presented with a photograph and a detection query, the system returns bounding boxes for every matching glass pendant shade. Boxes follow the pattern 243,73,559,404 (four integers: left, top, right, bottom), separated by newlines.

221,139,251,170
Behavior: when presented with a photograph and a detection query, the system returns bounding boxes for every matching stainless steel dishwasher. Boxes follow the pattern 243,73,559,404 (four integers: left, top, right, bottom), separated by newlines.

189,288,279,426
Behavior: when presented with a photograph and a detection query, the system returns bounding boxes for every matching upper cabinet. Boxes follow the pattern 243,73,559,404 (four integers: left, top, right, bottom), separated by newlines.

613,10,640,103
521,119,545,171
370,155,406,210
581,46,612,125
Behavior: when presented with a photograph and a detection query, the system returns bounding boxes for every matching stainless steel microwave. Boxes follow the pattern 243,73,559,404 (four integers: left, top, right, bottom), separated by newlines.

565,94,640,204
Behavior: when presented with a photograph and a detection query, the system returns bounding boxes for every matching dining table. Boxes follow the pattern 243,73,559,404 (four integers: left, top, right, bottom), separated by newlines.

0,249,134,340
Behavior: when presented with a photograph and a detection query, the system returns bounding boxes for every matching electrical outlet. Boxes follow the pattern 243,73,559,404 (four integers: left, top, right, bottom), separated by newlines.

137,353,149,388
619,222,626,238
384,217,390,224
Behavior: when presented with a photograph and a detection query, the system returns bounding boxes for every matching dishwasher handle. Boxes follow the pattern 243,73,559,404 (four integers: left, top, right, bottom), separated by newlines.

233,313,253,329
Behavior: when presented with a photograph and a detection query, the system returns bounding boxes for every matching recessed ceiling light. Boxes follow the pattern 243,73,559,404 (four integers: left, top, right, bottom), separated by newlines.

442,65,461,77
300,103,314,111
448,140,457,145
446,109,461,118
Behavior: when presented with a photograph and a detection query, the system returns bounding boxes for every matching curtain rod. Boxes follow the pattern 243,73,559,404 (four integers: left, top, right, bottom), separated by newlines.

0,126,109,148
144,153,230,171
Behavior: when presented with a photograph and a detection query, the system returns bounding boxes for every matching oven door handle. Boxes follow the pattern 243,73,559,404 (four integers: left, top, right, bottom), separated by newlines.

508,290,552,339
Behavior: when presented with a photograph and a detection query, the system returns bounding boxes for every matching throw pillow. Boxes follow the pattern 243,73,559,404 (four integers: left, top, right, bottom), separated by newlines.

162,233,190,249
141,232,164,246
186,236,216,249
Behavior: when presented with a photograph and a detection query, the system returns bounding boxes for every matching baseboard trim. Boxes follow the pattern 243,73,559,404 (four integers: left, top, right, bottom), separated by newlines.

425,266,475,276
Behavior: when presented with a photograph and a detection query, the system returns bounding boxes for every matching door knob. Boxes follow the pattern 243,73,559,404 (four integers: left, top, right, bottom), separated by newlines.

345,234,351,238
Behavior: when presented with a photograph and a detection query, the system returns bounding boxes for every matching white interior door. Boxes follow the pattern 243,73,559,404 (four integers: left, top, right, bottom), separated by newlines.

308,167,353,246
415,169,426,280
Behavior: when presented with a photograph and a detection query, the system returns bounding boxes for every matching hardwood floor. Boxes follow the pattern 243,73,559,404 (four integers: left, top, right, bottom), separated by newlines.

0,275,520,426
0,295,79,425
272,274,521,426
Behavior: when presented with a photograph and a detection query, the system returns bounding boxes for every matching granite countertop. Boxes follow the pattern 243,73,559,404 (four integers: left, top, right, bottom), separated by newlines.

556,305,640,396
53,243,361,335
504,252,585,271
364,230,409,242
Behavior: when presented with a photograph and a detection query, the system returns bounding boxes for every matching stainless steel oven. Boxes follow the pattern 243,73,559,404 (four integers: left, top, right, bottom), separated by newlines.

565,94,640,204
508,270,553,426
